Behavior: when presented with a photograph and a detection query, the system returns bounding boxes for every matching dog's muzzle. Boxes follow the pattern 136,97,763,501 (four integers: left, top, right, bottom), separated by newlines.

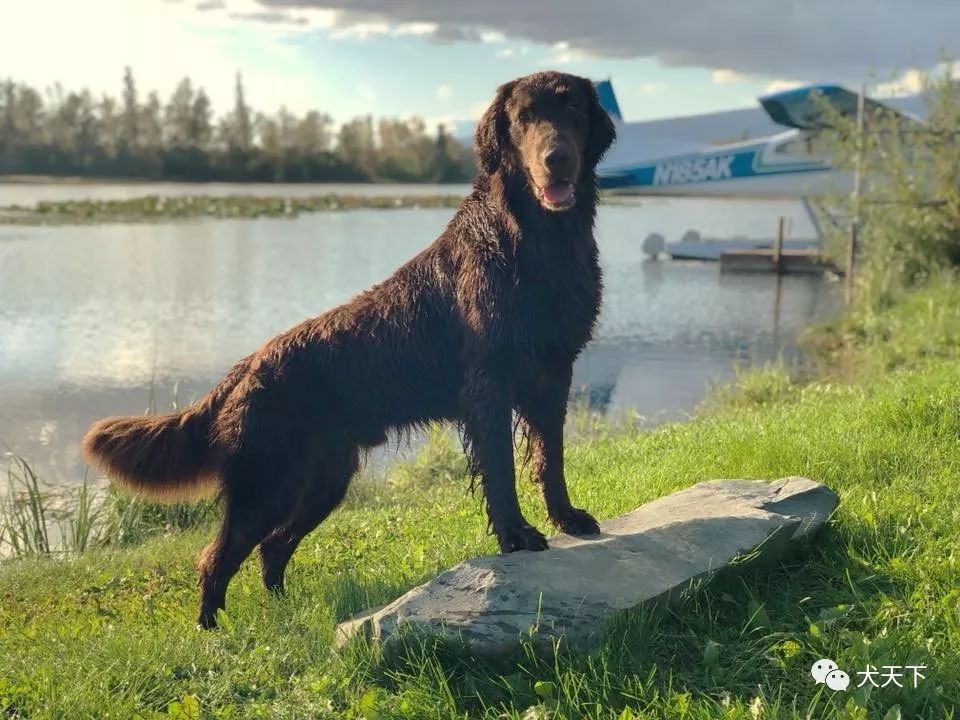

536,181,576,211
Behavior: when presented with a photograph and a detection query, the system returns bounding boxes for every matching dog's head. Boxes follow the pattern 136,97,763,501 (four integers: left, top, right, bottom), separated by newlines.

474,71,616,212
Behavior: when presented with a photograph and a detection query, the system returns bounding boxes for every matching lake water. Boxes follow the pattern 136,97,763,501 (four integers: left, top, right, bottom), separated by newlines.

0,187,838,487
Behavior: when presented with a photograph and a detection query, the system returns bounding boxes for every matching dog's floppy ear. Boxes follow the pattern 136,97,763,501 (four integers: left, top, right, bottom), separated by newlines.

582,78,616,171
474,80,517,176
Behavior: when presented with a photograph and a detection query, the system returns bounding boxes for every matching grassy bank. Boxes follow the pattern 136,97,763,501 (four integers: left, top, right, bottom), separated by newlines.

0,194,466,225
2,281,960,719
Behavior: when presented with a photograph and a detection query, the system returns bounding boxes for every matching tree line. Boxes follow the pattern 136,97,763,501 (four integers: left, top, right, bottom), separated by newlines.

0,68,477,183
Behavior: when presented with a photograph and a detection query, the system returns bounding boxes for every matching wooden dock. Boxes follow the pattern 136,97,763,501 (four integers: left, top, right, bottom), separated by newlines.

720,216,839,275
719,247,838,274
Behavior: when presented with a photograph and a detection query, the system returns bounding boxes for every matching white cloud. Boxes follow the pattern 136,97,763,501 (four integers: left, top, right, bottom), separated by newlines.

480,30,506,43
495,47,515,58
206,0,337,30
639,82,666,94
395,22,439,35
712,70,804,94
329,21,390,39
873,61,960,97
711,69,747,85
764,79,804,94
435,84,453,99
544,40,587,66
321,18,438,39
875,73,922,96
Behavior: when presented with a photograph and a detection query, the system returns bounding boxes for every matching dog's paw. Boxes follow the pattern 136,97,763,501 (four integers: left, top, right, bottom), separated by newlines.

554,507,600,536
197,614,218,631
499,523,549,553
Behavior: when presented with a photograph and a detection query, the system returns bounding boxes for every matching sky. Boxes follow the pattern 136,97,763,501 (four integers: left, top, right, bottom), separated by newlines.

2,0,958,135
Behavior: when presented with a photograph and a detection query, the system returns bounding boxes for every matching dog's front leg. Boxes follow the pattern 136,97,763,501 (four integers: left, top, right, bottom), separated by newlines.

462,365,548,552
517,365,600,536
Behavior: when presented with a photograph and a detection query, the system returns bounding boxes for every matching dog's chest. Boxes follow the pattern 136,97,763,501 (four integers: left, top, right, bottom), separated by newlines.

510,247,601,366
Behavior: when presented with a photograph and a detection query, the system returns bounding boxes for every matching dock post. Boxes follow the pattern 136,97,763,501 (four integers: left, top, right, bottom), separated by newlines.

773,216,785,274
845,83,866,305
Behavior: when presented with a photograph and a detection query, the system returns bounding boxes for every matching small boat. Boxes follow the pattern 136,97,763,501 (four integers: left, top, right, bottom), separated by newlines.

665,230,820,261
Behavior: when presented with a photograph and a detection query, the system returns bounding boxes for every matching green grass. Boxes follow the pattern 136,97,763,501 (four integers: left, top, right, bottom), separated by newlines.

807,275,960,379
2,283,960,718
0,457,221,559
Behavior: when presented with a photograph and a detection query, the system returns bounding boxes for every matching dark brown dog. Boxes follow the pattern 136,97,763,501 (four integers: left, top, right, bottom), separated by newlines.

83,71,616,629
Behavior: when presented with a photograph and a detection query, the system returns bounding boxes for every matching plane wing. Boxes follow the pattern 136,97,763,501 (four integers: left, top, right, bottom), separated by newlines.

758,84,925,129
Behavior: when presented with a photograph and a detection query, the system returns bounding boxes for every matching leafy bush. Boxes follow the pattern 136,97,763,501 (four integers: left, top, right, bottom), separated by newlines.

819,59,960,305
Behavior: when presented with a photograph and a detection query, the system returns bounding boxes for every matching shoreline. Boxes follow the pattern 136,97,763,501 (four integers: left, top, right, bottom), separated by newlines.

0,193,468,224
0,174,473,186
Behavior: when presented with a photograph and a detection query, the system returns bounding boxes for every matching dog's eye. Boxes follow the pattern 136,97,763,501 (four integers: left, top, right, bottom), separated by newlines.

518,109,533,123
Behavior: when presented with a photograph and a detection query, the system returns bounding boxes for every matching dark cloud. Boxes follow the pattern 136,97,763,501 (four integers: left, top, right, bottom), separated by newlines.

251,0,960,79
195,1,225,10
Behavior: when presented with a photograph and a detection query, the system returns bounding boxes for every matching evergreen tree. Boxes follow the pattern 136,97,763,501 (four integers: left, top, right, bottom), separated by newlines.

0,82,12,166
120,66,139,158
164,78,196,150
232,72,252,152
337,115,376,179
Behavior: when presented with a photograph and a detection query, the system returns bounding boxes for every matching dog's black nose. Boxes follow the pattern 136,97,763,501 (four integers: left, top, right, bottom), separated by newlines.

543,146,570,171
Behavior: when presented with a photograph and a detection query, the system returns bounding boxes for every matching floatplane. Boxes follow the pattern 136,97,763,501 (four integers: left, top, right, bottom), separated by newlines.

594,80,925,260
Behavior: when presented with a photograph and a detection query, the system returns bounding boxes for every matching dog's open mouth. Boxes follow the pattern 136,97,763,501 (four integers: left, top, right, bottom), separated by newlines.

537,181,576,211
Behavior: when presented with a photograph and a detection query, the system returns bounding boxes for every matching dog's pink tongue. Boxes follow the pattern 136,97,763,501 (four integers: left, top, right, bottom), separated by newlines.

543,182,574,205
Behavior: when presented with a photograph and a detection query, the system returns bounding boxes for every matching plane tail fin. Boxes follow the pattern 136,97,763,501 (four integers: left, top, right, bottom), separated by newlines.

594,79,624,123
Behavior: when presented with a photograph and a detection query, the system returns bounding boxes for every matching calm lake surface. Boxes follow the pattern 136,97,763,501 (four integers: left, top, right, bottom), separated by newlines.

0,187,838,486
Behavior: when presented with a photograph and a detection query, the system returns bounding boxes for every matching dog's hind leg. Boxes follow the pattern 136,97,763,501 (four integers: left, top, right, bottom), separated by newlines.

196,461,284,629
258,445,358,594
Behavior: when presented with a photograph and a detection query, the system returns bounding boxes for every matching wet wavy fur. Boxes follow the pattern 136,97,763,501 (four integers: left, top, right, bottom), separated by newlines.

81,406,221,502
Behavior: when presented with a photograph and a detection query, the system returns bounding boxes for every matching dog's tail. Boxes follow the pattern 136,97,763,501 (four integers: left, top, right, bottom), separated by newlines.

82,403,221,503
82,358,251,503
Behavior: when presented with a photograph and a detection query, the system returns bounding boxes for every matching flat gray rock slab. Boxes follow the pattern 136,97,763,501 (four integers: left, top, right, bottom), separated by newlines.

336,477,838,656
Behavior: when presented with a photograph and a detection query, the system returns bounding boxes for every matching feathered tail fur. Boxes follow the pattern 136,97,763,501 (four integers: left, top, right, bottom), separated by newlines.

82,402,221,502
